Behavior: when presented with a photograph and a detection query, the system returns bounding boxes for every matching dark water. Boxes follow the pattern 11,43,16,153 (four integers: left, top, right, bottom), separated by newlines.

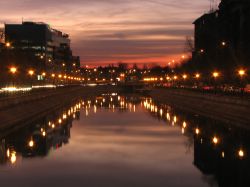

0,93,249,187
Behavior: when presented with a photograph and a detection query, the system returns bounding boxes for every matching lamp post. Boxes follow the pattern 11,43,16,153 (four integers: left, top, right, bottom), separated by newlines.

238,69,246,94
9,67,17,87
194,73,200,89
28,70,35,87
212,71,220,93
51,74,56,85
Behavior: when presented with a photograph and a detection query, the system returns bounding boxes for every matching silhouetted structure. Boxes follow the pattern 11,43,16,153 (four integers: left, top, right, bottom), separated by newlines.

193,0,250,72
4,22,79,73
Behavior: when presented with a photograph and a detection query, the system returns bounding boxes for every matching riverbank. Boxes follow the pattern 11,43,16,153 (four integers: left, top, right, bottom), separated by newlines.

0,85,120,136
150,88,250,129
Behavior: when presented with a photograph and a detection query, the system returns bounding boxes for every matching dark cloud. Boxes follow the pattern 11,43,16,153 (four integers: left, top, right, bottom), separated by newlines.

0,0,212,66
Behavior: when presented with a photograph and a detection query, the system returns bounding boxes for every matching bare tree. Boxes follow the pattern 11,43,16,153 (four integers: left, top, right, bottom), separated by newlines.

185,36,194,53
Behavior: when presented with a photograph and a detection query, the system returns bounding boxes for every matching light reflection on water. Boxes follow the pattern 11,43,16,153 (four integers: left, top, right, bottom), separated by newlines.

0,93,249,187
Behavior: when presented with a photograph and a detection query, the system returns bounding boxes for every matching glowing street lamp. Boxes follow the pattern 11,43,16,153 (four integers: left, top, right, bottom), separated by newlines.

5,42,11,48
195,73,200,79
221,41,226,46
238,69,246,77
42,72,46,76
238,149,245,158
195,128,200,135
182,74,188,80
212,72,219,78
28,140,34,148
9,67,17,74
212,136,219,145
28,70,34,76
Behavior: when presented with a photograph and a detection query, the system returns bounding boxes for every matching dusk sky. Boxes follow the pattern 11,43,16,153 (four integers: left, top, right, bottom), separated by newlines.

0,0,215,67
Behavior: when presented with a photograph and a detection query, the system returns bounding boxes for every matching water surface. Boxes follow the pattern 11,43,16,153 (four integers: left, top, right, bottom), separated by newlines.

0,94,249,187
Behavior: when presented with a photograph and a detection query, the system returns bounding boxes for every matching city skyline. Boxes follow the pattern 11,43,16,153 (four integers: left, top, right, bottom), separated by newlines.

0,0,213,67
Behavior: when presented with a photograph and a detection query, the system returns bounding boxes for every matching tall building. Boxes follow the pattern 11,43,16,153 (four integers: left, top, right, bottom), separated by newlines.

4,22,78,73
193,0,250,71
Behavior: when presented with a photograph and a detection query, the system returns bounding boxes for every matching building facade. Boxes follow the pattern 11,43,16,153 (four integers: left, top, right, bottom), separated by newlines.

4,22,79,73
193,0,250,72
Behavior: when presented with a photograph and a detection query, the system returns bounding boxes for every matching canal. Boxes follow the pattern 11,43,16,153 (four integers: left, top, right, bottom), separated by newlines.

0,93,249,187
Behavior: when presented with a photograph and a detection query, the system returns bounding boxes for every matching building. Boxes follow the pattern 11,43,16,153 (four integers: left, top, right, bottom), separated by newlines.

193,11,221,71
193,0,250,73
4,22,79,73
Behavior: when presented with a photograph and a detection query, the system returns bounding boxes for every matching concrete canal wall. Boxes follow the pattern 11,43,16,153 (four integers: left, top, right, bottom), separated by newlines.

0,85,120,136
150,88,250,129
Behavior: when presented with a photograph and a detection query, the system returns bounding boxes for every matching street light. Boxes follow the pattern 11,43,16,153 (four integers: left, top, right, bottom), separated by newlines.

195,73,200,79
5,42,11,48
212,136,219,145
238,149,245,158
182,74,188,80
238,69,246,77
28,70,34,76
9,67,17,74
213,72,219,78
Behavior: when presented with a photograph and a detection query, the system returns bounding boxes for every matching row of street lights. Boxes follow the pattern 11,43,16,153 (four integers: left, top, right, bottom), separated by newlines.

8,66,84,83
144,69,247,82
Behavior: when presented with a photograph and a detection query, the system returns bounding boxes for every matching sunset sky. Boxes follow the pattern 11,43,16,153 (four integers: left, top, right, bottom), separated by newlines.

0,0,215,67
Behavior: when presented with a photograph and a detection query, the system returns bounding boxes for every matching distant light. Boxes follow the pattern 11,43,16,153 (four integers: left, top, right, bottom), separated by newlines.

183,121,187,128
1,87,32,92
28,140,34,148
238,149,245,158
195,73,200,79
10,67,17,74
6,42,11,48
212,136,219,145
222,41,226,46
42,131,46,137
28,70,34,76
195,128,200,135
238,69,246,77
182,74,188,80
42,72,46,76
213,72,219,78
222,151,225,158
10,152,17,164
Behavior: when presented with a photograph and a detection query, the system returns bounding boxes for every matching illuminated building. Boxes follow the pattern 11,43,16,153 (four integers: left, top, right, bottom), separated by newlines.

4,22,80,73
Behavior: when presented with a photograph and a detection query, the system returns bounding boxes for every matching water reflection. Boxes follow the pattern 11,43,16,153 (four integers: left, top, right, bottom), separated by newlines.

142,98,250,187
0,93,249,187
0,102,81,165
